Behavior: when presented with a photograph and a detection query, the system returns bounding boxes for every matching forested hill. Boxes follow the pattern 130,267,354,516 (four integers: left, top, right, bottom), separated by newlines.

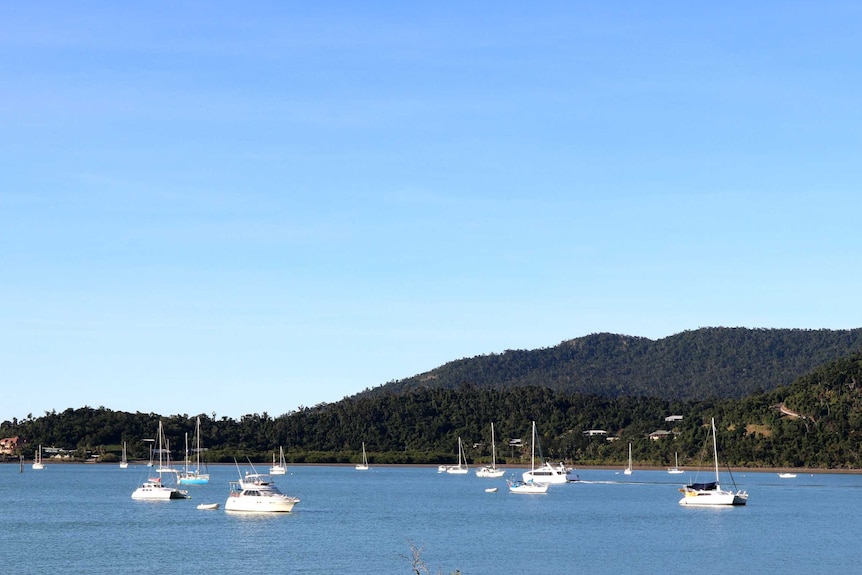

368,327,862,401
4,349,862,468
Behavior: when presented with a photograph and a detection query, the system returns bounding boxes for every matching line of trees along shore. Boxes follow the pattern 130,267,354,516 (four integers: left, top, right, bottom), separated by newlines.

4,350,862,469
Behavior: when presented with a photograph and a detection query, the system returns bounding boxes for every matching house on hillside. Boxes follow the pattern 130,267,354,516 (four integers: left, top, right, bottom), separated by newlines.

649,430,673,441
0,436,25,455
664,415,683,423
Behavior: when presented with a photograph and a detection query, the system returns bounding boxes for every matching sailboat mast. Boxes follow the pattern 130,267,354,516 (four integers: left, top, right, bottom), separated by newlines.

531,421,537,472
711,418,720,482
491,423,496,467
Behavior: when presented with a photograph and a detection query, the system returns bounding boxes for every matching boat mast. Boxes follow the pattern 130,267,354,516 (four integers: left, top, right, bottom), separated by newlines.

531,421,537,473
491,423,496,468
711,418,720,483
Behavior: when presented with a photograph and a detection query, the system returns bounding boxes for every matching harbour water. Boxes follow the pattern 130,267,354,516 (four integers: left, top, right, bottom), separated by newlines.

1,463,859,574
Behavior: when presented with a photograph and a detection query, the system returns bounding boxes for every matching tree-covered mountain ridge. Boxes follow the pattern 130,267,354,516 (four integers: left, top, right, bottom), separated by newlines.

366,327,862,400
4,328,862,469
3,348,862,469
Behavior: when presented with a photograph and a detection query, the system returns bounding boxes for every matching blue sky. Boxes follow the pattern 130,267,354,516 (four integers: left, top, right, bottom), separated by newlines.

2,2,861,422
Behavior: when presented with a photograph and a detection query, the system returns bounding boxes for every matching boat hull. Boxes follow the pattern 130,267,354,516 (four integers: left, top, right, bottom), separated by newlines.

507,479,549,494
132,483,189,500
522,464,573,484
678,488,748,506
475,466,505,478
224,495,299,512
178,474,210,485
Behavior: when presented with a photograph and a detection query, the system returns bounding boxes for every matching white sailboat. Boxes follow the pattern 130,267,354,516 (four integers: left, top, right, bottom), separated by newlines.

678,418,748,507
178,417,210,485
668,452,684,474
623,443,633,475
32,445,45,470
444,437,469,474
355,442,370,471
270,446,287,475
476,423,505,478
119,442,129,469
132,421,189,500
508,421,550,494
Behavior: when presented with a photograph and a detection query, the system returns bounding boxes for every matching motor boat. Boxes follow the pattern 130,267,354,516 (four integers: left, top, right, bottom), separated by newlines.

225,472,300,513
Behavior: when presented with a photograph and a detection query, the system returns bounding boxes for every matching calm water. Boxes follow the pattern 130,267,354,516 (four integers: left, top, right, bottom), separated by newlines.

0,463,859,574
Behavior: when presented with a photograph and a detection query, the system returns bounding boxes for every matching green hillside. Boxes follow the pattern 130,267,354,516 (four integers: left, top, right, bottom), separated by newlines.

368,327,862,400
4,349,862,469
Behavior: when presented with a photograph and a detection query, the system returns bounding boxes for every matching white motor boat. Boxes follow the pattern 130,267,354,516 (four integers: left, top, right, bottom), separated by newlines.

678,418,748,507
132,477,189,500
522,461,575,484
225,472,300,513
519,422,576,484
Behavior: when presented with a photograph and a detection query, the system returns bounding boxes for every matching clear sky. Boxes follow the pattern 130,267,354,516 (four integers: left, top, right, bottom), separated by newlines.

2,2,861,423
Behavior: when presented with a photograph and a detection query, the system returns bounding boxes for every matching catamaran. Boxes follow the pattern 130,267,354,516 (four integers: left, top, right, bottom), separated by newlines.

678,418,748,506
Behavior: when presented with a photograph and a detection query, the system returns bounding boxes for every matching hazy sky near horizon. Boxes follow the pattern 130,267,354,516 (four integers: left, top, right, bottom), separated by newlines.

2,2,861,423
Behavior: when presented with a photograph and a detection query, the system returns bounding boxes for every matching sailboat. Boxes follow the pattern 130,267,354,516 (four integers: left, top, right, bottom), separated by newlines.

475,423,505,478
667,452,684,474
623,443,633,475
355,442,370,471
119,442,129,469
270,446,287,475
32,445,45,470
508,421,549,493
678,418,748,506
444,437,469,474
178,417,210,485
132,421,189,500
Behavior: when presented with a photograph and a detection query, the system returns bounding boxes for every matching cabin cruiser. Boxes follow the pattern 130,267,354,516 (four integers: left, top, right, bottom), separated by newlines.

225,472,300,513
131,476,189,500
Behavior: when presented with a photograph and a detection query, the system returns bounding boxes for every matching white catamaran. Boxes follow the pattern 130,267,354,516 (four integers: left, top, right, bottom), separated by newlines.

678,418,748,507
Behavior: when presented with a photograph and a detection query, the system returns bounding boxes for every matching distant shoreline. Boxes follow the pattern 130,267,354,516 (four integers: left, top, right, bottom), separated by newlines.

4,461,859,474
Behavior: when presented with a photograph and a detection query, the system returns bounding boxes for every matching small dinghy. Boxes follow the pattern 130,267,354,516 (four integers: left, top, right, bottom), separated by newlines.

484,487,498,493
197,503,220,510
